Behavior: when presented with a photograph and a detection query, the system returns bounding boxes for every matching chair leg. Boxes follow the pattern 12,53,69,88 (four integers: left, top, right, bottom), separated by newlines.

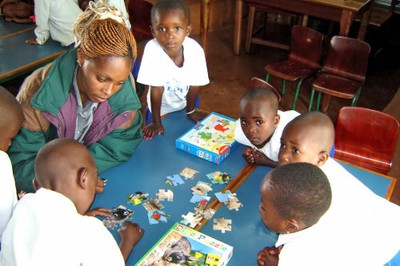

265,73,270,82
316,92,322,111
308,87,316,111
281,80,286,96
351,88,362,106
291,78,304,110
245,6,256,53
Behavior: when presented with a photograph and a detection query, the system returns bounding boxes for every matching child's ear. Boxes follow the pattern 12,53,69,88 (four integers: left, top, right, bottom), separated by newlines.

150,25,156,38
274,114,280,128
286,218,300,233
77,167,89,189
186,25,192,36
33,178,40,191
317,151,329,167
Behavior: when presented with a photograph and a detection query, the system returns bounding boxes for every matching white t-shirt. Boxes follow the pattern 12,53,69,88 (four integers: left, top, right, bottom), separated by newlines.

275,158,400,266
0,188,124,266
0,151,17,243
34,0,82,46
234,110,299,162
137,37,209,116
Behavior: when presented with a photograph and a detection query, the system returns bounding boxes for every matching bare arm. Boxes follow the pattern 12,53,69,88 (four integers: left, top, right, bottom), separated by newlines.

186,85,208,122
142,86,164,140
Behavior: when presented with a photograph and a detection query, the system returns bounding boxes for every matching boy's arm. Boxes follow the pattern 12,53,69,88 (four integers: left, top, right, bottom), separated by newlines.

119,222,144,262
142,86,164,140
32,0,50,45
186,85,208,122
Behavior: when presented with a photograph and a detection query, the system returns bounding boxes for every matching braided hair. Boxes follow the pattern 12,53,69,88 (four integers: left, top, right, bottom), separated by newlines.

73,0,136,60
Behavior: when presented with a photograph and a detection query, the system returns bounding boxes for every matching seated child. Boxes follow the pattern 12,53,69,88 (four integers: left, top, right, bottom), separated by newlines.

0,139,144,264
0,0,34,23
258,162,332,266
257,111,400,266
234,87,299,167
137,0,209,140
0,86,24,246
26,0,82,46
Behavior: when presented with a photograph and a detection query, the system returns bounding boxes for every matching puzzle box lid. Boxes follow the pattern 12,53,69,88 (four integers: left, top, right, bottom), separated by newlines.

176,112,237,165
136,222,233,266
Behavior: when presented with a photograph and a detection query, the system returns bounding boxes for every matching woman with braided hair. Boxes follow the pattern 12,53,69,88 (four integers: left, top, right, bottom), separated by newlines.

8,0,143,194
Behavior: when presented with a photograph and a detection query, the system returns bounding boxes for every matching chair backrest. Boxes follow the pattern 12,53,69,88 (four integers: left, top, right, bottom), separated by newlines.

334,106,400,174
128,0,153,43
249,77,281,102
288,25,324,70
322,36,371,82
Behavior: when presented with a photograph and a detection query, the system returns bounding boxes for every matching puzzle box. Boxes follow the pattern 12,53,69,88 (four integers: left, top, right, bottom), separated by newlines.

176,112,237,164
136,222,233,266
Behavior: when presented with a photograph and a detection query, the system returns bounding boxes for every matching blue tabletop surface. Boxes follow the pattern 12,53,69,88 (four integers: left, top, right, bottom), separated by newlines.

91,111,248,265
0,19,34,39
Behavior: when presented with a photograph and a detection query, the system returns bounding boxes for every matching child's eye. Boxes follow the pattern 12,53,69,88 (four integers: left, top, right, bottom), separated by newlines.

256,120,263,125
280,142,286,149
158,27,166,32
175,27,182,31
240,119,248,125
292,148,301,154
97,77,106,82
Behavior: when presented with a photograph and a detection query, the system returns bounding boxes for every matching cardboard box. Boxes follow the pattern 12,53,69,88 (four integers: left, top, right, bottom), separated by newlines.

136,223,233,266
176,112,237,164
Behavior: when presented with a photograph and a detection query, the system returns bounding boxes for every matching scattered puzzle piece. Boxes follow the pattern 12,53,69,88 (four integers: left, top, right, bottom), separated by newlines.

213,217,232,233
103,205,133,230
156,189,174,201
202,208,216,220
142,198,164,213
206,171,232,184
127,192,149,205
191,181,212,196
181,212,203,228
215,190,233,203
179,167,199,180
148,210,169,224
165,174,185,186
226,199,243,211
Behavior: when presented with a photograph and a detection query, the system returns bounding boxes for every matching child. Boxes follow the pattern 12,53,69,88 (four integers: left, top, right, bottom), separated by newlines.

25,0,82,46
0,139,144,264
0,86,24,246
258,111,400,265
0,0,34,23
9,0,143,193
234,87,299,167
137,0,210,140
258,162,332,266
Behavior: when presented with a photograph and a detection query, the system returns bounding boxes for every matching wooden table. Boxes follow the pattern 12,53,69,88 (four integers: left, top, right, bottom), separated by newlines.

233,0,373,55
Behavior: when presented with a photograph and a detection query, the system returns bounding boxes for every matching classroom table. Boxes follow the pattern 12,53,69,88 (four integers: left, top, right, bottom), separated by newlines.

0,25,65,84
91,109,396,266
0,19,34,40
233,0,373,55
91,110,249,265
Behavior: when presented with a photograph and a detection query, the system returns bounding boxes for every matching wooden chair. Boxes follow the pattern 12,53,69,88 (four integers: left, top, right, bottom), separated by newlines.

308,36,371,112
128,0,153,43
249,77,282,102
334,106,400,175
264,25,324,109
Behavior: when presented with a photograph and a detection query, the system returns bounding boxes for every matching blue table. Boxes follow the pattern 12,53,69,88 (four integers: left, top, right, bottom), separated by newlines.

91,110,396,265
0,19,34,40
0,27,65,83
91,111,248,265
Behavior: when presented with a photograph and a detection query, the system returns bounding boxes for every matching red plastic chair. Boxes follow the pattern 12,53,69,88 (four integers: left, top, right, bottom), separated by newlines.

265,25,324,109
309,36,371,112
334,106,399,175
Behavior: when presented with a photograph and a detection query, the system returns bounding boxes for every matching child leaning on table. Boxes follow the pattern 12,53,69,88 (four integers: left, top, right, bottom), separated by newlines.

137,0,210,140
257,111,400,266
0,0,34,23
26,0,82,46
234,87,299,167
0,86,24,247
0,139,144,265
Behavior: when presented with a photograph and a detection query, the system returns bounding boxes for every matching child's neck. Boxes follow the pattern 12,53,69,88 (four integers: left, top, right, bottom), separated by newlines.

166,47,184,67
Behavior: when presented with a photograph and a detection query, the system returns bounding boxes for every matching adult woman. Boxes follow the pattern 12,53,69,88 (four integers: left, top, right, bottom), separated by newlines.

9,1,142,192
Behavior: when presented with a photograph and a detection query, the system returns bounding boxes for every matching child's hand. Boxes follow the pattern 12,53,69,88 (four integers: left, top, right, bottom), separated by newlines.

119,222,144,261
143,122,164,140
257,246,280,266
85,207,113,218
243,147,256,164
26,37,39,45
95,178,107,194
187,109,208,123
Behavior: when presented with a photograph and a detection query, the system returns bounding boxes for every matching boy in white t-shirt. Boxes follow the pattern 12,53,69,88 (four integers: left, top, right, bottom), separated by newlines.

137,0,209,140
0,86,24,248
235,87,299,167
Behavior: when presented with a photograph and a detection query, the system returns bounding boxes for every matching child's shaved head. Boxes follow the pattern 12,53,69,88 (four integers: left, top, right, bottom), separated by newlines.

35,139,98,214
0,86,24,152
279,112,334,167
239,88,279,115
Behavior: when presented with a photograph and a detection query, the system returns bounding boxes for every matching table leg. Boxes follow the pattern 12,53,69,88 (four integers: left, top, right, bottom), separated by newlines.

357,6,372,40
233,0,243,55
339,10,354,36
200,0,210,55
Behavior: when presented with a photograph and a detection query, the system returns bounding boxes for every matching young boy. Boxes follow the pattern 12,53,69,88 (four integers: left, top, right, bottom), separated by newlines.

0,86,24,246
137,0,209,140
258,163,332,266
0,139,144,264
234,87,299,167
258,111,400,265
